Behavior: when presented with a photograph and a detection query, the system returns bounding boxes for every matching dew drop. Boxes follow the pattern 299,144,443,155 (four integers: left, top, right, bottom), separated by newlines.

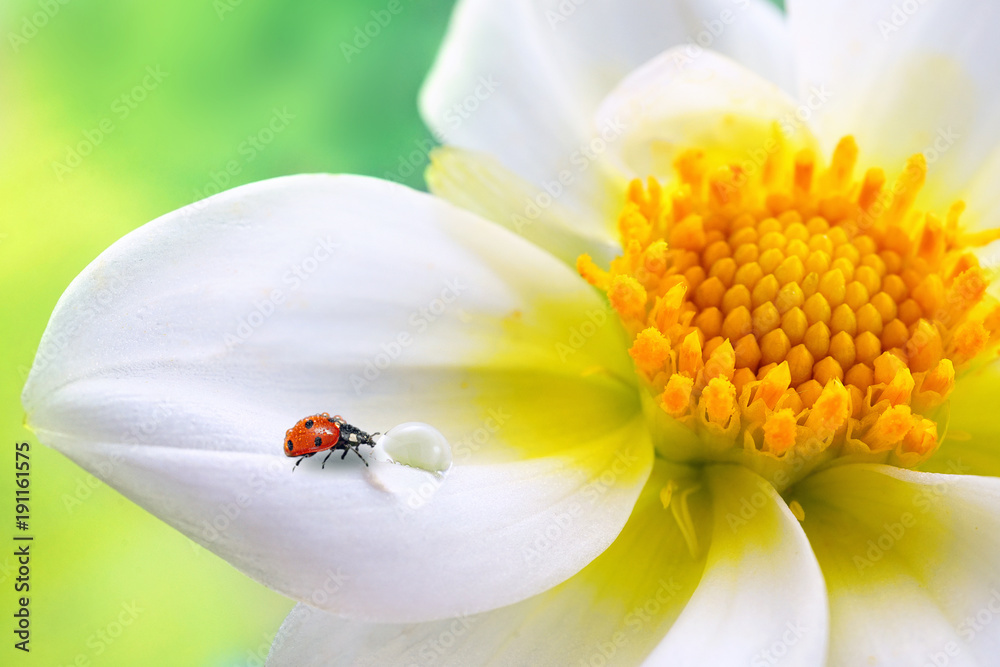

373,422,452,473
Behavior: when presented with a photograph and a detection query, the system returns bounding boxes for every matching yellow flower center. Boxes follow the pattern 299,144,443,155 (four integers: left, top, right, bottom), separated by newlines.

579,135,1000,489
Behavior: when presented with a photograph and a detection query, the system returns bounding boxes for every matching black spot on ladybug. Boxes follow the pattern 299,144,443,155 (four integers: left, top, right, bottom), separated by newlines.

314,436,323,447
304,419,314,429
287,440,294,451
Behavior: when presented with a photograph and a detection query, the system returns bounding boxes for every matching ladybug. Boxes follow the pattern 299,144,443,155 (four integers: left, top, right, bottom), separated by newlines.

284,413,378,469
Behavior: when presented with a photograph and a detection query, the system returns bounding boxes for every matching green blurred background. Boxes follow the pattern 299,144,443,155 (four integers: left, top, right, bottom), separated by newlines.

0,1,456,664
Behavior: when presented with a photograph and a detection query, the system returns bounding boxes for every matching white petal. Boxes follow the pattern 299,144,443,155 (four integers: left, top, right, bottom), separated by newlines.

787,0,1000,210
426,146,622,267
798,464,1000,665
421,0,793,235
594,47,818,183
267,462,707,667
23,175,651,621
647,464,829,665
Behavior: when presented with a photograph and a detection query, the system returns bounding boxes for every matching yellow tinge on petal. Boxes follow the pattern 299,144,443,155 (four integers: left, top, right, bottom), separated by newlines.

580,134,1000,488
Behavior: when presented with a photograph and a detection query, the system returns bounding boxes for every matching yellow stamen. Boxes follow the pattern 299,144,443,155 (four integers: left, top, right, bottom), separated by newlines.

607,274,647,326
704,339,736,382
651,283,687,333
757,362,791,410
579,134,999,479
951,320,989,363
629,327,672,377
824,137,858,191
903,418,938,456
577,254,609,290
659,479,677,509
660,374,694,417
883,154,927,228
868,405,917,451
669,482,702,559
914,359,955,412
701,377,736,426
801,379,849,438
677,330,704,378
764,409,798,455
907,320,943,372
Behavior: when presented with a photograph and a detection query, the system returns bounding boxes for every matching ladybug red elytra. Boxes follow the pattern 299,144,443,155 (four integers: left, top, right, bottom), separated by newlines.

284,413,378,469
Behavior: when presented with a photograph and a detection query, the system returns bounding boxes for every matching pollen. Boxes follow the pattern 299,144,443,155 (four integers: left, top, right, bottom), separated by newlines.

763,409,798,455
701,377,737,426
629,327,672,377
661,374,694,417
579,132,1000,480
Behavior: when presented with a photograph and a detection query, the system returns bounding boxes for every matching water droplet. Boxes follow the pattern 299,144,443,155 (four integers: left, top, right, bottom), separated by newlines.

373,422,452,473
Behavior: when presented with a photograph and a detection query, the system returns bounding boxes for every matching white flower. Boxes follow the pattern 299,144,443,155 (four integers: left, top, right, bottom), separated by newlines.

23,1,1000,665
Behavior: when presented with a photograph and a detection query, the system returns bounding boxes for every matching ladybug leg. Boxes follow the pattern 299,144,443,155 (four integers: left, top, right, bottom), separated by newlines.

292,452,314,471
321,450,334,469
340,448,349,460
349,446,369,466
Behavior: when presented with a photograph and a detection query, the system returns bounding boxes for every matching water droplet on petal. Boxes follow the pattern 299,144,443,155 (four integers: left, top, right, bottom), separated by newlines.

373,422,452,473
